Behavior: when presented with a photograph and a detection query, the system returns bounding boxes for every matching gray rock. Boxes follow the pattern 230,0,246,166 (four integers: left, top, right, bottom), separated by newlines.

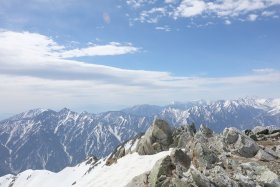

192,142,219,171
136,119,173,155
125,172,150,187
149,156,175,187
208,166,239,187
172,124,196,148
199,124,214,138
275,145,280,157
170,178,193,187
233,173,256,187
265,132,280,139
223,128,259,158
234,135,260,158
223,128,240,144
240,162,280,187
264,148,278,158
255,149,276,161
189,168,213,187
170,149,191,178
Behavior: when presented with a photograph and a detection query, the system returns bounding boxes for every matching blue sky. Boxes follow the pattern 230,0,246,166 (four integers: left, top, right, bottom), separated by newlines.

0,0,280,117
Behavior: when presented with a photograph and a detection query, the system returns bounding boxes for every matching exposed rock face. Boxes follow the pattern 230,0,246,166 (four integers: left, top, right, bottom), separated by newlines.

136,119,173,155
125,172,150,187
126,119,280,187
172,123,196,148
192,142,219,170
170,149,191,178
223,127,260,158
149,156,175,187
238,162,280,186
106,134,142,166
255,149,277,161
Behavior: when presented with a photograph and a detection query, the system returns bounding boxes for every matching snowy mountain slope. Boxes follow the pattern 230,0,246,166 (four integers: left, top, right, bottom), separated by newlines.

0,98,280,176
0,150,171,187
0,109,152,176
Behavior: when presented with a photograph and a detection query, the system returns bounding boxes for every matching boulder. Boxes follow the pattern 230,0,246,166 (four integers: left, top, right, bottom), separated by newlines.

172,124,196,148
240,162,280,187
208,166,239,187
223,128,260,158
223,128,240,144
125,172,150,187
264,148,278,159
275,145,280,157
233,173,256,187
185,168,213,187
199,124,213,138
136,119,173,155
170,149,191,178
170,178,193,187
149,156,175,187
255,149,276,161
192,142,219,171
234,135,260,158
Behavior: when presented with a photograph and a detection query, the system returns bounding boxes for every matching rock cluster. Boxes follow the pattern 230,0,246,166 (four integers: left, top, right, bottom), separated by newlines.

123,119,280,187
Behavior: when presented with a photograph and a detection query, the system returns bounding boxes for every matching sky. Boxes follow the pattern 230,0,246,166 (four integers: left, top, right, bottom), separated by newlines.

0,0,280,118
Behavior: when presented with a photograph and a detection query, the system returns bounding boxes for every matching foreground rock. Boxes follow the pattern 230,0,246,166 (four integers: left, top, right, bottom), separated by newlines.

126,120,280,187
136,119,173,155
223,127,260,158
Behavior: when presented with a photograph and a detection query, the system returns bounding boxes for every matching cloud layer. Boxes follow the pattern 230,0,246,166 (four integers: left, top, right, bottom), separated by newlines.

0,30,280,114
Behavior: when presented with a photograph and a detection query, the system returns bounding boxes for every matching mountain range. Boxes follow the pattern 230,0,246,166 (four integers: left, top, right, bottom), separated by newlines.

0,97,280,176
0,118,279,187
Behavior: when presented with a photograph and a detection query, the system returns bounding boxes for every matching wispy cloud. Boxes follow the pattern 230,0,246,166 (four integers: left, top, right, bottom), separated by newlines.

155,25,171,32
247,14,258,21
126,0,280,24
252,68,276,73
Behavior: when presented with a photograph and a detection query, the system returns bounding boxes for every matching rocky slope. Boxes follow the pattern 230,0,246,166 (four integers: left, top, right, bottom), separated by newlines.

1,119,279,187
0,98,280,176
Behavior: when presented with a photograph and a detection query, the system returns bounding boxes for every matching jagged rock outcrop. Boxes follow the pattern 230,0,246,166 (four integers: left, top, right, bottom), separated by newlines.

136,119,173,155
172,123,196,148
105,134,143,166
223,127,260,158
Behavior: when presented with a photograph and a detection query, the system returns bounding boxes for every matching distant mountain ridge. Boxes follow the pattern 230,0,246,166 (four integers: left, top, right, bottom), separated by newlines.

0,97,280,176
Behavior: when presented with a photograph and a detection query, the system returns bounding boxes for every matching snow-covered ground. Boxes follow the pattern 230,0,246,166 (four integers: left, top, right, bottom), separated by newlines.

0,150,171,187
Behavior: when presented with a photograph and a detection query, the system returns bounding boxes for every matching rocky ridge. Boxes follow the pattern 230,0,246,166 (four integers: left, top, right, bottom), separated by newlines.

110,119,280,187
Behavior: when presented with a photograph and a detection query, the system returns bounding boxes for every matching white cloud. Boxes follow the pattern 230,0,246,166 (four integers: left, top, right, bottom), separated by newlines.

0,30,280,114
126,0,157,8
128,0,280,24
262,10,276,16
155,25,171,32
174,0,206,18
247,14,258,21
137,7,167,23
253,68,276,73
165,0,176,3
60,43,138,58
225,20,231,25
0,31,138,60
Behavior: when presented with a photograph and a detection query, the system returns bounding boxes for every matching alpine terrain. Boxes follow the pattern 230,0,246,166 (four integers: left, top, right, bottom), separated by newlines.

0,98,280,176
